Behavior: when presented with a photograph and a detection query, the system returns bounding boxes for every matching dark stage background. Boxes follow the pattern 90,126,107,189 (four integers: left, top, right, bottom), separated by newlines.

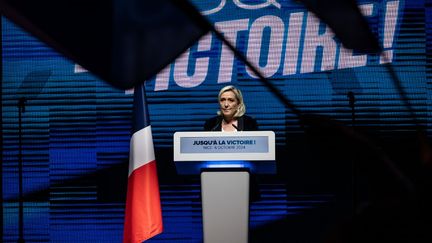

2,0,432,242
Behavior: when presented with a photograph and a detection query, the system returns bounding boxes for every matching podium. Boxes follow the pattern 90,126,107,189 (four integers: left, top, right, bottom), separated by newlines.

173,131,276,243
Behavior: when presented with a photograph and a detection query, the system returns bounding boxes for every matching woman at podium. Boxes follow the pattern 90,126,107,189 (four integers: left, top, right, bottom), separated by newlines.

203,85,262,201
204,85,258,132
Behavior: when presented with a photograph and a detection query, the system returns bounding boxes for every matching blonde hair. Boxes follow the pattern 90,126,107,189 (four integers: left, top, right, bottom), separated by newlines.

216,85,246,118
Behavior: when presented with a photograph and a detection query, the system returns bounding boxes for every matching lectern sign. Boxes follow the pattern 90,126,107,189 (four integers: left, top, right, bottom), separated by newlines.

181,136,268,153
174,131,275,161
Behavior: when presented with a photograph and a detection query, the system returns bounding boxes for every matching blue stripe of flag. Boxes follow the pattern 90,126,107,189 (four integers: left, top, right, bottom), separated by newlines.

133,84,151,132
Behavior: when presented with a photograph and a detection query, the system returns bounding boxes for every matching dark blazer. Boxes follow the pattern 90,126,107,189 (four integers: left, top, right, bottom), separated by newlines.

204,115,258,131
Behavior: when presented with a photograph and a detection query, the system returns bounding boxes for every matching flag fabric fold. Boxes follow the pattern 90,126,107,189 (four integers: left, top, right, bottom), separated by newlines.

123,84,163,243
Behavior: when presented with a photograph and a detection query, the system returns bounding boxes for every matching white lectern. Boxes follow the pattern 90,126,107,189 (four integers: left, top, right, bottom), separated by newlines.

173,131,276,243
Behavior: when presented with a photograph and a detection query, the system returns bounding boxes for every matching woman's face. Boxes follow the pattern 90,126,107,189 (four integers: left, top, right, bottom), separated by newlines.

219,90,239,119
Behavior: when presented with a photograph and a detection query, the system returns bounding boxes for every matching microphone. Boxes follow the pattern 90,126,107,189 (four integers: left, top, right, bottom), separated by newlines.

232,124,239,131
347,91,356,126
18,97,27,113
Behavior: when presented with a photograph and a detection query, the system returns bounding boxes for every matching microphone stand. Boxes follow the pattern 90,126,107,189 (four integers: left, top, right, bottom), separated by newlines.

17,97,26,243
347,91,357,216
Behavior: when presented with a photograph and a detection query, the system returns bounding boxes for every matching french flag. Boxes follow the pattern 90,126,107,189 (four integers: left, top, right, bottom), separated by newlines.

123,84,163,243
